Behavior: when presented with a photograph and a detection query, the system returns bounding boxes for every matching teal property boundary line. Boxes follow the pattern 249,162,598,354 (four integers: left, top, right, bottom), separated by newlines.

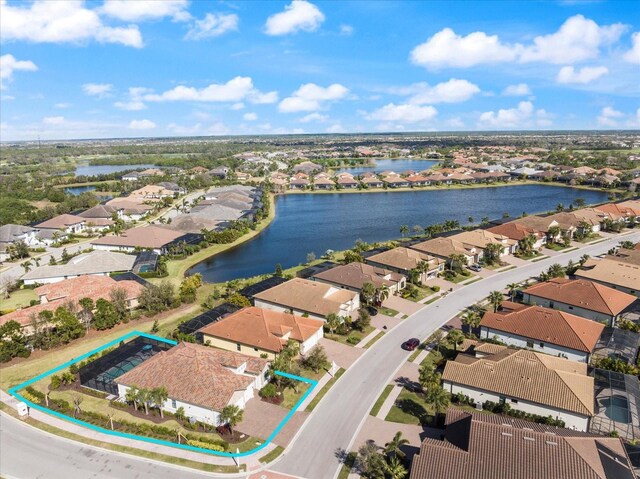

7,330,318,458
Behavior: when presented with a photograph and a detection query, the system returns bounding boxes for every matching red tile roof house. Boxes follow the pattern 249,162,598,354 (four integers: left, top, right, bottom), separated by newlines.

91,226,186,254
35,214,86,241
522,278,637,326
199,307,324,359
0,276,144,336
409,408,635,479
115,342,269,426
312,261,406,295
365,247,444,283
479,304,605,363
336,176,359,189
487,221,547,250
289,177,310,189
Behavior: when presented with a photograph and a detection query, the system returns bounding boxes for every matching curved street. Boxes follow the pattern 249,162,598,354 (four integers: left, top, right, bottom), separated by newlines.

1,231,638,479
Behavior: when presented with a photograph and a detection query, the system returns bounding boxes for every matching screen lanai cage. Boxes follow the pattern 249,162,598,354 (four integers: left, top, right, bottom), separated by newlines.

589,368,640,443
592,327,640,365
179,302,241,338
78,336,174,396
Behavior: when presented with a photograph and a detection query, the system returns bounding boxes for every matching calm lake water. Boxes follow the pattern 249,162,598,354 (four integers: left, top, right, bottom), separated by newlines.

74,163,156,177
64,185,113,199
188,185,609,283
336,159,439,176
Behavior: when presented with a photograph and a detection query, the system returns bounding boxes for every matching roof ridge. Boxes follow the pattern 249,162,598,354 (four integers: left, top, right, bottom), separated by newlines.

552,369,594,416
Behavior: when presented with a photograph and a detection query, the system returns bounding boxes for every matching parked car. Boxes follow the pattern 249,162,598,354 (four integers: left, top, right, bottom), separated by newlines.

468,264,482,272
366,306,378,316
402,338,420,351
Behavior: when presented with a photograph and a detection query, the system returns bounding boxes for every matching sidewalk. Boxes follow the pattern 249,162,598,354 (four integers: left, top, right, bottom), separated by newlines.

356,328,383,349
0,389,264,471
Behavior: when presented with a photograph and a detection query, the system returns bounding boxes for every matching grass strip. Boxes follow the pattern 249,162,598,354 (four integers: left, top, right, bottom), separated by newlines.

370,384,394,417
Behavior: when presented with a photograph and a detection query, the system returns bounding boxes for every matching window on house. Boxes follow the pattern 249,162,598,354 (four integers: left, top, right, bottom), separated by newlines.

539,342,545,348
236,343,241,351
171,399,176,408
526,341,534,348
568,306,574,310
511,398,518,404
254,347,259,351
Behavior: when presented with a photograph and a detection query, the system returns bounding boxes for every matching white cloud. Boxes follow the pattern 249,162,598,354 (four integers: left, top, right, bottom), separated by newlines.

128,119,156,130
185,13,239,40
243,112,258,121
410,28,519,68
231,102,245,110
366,103,438,123
556,65,608,84
299,112,328,123
446,117,464,128
208,122,230,135
478,101,551,128
264,0,325,36
43,116,65,125
392,79,480,104
623,32,640,64
519,15,625,64
502,83,531,96
144,77,278,104
597,106,623,127
278,83,349,112
115,100,146,111
339,24,354,36
326,123,345,133
410,15,625,69
0,0,143,48
100,0,190,22
54,102,71,109
82,83,113,97
0,54,37,88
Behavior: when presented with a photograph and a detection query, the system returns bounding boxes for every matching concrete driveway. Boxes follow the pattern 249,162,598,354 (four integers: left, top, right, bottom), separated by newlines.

318,338,364,369
382,295,424,316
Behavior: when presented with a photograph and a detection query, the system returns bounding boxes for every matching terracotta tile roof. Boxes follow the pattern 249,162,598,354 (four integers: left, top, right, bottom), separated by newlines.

487,221,543,241
451,229,517,249
411,237,476,258
366,247,443,272
116,342,255,412
512,215,559,233
36,214,85,229
91,226,184,249
253,278,358,317
606,249,640,266
594,203,639,220
480,305,604,353
78,204,121,219
409,407,634,479
442,348,595,416
106,198,154,214
312,262,403,290
1,276,144,328
199,307,324,353
575,259,640,292
523,278,636,316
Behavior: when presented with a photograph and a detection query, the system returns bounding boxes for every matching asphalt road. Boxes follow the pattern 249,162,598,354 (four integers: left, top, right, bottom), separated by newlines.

0,412,221,479
272,231,640,479
1,232,637,479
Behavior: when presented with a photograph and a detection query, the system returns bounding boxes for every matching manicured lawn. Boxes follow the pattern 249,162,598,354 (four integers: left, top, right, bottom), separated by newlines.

281,366,325,409
515,251,541,260
305,368,345,412
337,452,357,479
326,325,375,346
1,288,38,311
404,285,438,302
370,384,394,416
443,272,475,284
0,403,242,474
378,307,400,317
385,388,435,426
363,331,385,349
259,446,284,463
544,243,572,251
423,296,441,305
419,350,444,370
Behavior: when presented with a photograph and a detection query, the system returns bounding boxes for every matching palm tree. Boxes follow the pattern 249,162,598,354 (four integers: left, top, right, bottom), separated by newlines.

506,283,519,300
376,285,390,305
448,253,467,272
126,386,140,411
483,243,503,265
106,412,115,430
428,387,451,418
399,225,409,238
21,260,32,273
461,310,482,330
152,387,168,418
32,257,41,267
72,395,83,417
385,455,407,479
325,313,341,337
488,291,504,312
384,431,409,459
138,388,152,415
432,329,444,353
447,329,464,351
361,282,377,306
220,405,244,434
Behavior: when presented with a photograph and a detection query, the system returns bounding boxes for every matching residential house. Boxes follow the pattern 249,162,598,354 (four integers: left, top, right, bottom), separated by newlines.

360,176,383,188
450,229,517,257
383,175,409,188
0,275,144,335
157,182,185,194
479,304,605,362
312,261,406,295
253,278,359,320
522,277,636,325
209,167,229,179
78,204,123,231
128,184,175,200
22,250,137,285
365,247,444,283
594,202,640,223
199,307,324,359
336,175,359,189
546,211,599,236
313,176,335,190
409,408,635,479
289,177,310,189
292,161,322,175
0,224,40,261
410,238,479,266
575,258,640,297
106,198,154,222
116,342,269,426
511,216,563,242
442,346,594,431
486,222,546,250
36,214,86,235
121,168,164,182
91,226,189,254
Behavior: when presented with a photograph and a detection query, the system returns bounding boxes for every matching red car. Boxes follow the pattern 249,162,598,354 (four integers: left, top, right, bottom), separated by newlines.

402,338,420,351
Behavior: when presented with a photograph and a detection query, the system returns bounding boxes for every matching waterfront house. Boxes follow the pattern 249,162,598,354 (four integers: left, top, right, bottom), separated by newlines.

253,278,359,320
486,222,546,250
441,346,594,431
313,175,335,190
199,307,324,359
511,216,563,242
312,261,406,295
383,175,409,188
410,238,479,266
91,226,189,254
293,161,323,175
289,177,310,189
116,342,268,426
522,278,636,326
360,176,383,188
449,229,517,257
479,304,605,362
337,175,359,189
365,247,444,283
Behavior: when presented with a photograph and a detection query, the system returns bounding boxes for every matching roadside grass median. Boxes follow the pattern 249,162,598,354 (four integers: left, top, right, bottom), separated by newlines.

305,368,345,412
259,446,284,464
370,384,394,417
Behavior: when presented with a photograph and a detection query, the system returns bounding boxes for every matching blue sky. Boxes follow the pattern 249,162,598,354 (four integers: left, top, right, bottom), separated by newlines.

1,0,639,140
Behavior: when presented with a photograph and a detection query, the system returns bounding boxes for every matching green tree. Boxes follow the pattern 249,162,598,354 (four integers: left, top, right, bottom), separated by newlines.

0,320,30,362
361,282,377,306
384,431,409,460
93,298,119,330
483,243,503,265
375,285,390,305
461,310,482,330
325,313,341,336
399,225,409,238
447,329,464,351
220,405,244,434
20,260,32,274
226,292,251,307
506,283,519,300
109,287,129,322
427,386,451,418
151,387,169,418
355,308,371,331
448,253,467,272
385,456,407,479
78,297,94,330
274,263,284,277
301,345,330,373
488,291,504,312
